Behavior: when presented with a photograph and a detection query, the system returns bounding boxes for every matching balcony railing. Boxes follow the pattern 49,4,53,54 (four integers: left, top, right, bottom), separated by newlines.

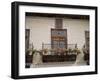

42,43,78,55
42,43,77,49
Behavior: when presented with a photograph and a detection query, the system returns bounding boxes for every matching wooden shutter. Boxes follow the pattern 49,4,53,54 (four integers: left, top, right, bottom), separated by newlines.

25,29,30,51
85,31,89,50
55,18,63,29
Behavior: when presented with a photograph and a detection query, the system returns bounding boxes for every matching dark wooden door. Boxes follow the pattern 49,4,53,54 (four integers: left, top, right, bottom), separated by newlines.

25,29,33,68
25,29,30,51
51,29,67,49
84,31,90,64
85,31,89,51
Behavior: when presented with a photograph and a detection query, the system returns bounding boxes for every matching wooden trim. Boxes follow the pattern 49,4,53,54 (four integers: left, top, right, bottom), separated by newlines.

26,12,89,20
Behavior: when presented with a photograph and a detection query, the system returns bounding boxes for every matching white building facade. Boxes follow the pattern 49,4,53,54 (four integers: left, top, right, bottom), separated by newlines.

25,15,89,50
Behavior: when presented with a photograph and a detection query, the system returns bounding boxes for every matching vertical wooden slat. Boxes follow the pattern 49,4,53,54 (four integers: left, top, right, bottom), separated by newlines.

55,18,63,29
25,29,30,51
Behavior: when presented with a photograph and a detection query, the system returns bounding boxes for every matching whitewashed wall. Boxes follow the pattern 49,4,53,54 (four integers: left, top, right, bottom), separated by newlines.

25,16,55,50
63,18,89,49
25,16,89,50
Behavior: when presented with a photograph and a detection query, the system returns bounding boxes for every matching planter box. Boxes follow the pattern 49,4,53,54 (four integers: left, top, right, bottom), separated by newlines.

43,55,76,62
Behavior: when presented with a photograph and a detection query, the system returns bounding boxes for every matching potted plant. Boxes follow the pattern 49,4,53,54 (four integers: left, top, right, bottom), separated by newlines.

42,48,48,55
64,48,68,55
72,48,81,55
68,48,73,55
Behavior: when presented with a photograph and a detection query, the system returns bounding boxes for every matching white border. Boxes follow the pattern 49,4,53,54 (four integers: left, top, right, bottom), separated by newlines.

19,5,95,76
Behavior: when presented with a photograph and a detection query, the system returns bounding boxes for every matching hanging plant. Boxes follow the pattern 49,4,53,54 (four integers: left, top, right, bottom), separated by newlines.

72,48,78,53
65,48,68,52
42,48,48,54
72,48,81,54
77,49,81,54
32,49,37,54
68,48,73,53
